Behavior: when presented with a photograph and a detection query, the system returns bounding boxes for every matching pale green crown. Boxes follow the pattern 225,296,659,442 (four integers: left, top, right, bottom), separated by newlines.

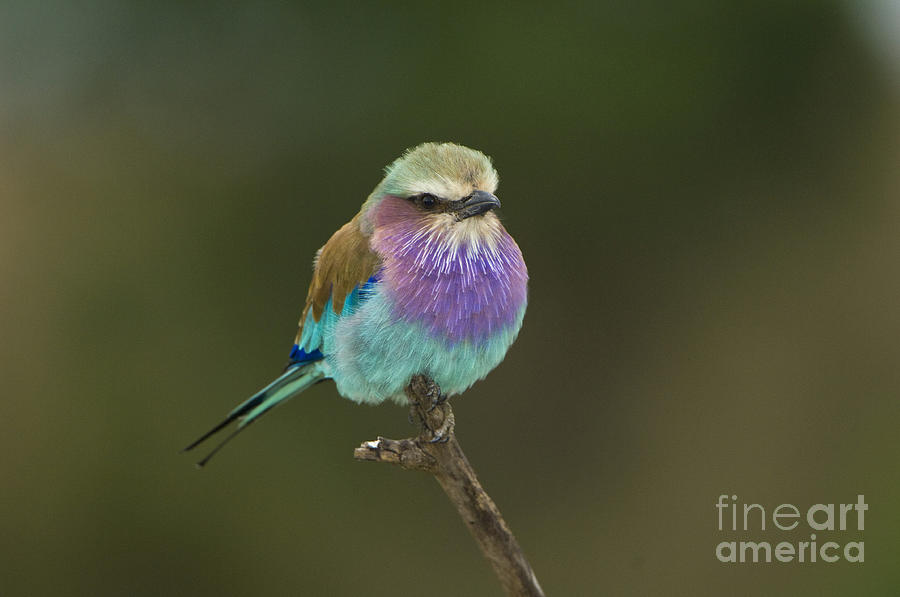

368,142,499,205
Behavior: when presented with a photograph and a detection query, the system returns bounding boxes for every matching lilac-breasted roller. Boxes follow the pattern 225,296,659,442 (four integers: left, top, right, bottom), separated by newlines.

184,143,528,466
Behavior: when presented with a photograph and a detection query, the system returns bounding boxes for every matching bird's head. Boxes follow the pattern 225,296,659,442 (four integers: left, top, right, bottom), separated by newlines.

361,143,502,242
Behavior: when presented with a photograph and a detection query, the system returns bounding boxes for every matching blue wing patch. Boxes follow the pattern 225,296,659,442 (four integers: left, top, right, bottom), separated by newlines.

288,345,324,366
290,273,380,365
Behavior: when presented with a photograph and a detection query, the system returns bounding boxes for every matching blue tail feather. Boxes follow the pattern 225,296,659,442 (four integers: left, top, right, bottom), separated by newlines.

183,362,325,466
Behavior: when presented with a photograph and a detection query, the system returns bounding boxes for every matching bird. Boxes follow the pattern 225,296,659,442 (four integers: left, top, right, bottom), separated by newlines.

183,142,528,466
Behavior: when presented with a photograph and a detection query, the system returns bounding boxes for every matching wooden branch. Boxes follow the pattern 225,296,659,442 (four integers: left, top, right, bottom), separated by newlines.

354,375,545,597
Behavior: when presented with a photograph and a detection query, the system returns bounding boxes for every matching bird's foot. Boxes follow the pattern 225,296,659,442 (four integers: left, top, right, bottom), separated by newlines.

429,430,452,444
411,374,448,413
405,374,455,444
426,391,449,413
425,403,455,444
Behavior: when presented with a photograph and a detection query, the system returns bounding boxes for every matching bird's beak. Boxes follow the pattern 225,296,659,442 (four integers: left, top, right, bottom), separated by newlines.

455,190,501,220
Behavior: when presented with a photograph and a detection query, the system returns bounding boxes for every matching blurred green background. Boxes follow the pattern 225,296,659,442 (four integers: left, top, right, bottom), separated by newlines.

2,1,898,595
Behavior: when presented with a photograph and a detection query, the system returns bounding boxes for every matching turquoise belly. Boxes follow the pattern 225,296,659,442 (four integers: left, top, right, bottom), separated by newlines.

327,290,526,404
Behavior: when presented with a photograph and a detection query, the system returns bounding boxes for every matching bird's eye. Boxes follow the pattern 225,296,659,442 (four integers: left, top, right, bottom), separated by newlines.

419,194,437,209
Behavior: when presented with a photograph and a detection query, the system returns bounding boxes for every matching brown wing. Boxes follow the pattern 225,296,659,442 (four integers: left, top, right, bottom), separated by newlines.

294,213,381,345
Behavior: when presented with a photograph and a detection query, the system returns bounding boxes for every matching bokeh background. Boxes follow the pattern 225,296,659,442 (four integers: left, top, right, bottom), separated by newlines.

2,1,898,595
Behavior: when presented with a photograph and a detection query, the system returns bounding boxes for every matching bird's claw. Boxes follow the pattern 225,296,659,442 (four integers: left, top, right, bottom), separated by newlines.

405,375,454,443
426,392,449,413
424,402,454,444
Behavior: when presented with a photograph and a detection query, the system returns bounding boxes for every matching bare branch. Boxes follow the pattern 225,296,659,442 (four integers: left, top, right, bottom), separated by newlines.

354,375,545,597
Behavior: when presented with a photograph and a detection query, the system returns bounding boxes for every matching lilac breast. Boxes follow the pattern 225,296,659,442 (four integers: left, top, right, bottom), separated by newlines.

370,197,528,344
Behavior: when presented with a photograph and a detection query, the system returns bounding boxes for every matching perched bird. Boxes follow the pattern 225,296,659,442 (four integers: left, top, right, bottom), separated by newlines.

184,142,528,466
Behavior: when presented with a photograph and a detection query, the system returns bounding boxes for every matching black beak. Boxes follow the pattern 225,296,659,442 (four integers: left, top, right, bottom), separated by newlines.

455,190,501,220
